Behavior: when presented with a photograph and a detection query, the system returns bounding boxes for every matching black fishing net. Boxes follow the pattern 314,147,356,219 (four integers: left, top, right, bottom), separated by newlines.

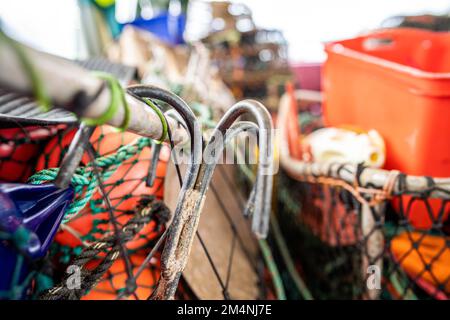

0,120,178,299
0,103,279,301
275,112,450,300
0,46,279,300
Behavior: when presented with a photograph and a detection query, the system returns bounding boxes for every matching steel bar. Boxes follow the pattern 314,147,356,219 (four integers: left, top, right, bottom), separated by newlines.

151,100,274,300
0,39,188,145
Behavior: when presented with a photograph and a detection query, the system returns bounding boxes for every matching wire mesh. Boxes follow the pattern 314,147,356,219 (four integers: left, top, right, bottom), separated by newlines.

0,112,277,300
0,121,176,299
276,108,450,300
0,46,278,299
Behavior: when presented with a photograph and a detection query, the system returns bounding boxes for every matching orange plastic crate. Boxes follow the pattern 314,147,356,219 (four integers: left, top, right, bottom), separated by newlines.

323,28,450,177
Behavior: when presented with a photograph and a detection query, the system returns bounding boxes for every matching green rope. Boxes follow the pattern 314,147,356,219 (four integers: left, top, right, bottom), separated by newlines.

34,273,54,298
28,169,96,223
232,147,288,300
82,72,130,130
0,30,51,111
270,211,314,300
143,98,168,143
49,242,83,264
389,271,418,300
28,137,152,223
258,239,286,300
0,227,40,299
0,32,131,128
0,269,37,300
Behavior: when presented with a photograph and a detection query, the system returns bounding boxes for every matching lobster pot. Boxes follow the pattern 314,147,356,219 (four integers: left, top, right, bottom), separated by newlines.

0,125,65,183
0,58,137,184
0,59,179,300
276,168,450,300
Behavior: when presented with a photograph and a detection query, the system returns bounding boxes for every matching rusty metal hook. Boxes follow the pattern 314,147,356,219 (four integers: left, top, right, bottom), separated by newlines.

201,100,274,238
150,99,274,299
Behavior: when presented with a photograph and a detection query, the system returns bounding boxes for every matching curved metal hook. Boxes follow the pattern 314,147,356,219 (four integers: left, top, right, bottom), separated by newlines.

54,123,95,189
199,120,260,219
202,100,274,238
126,85,205,300
151,99,274,299
127,85,202,189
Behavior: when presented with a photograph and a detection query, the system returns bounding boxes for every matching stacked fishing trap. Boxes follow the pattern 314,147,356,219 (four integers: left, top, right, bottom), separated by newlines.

0,30,281,300
275,90,450,300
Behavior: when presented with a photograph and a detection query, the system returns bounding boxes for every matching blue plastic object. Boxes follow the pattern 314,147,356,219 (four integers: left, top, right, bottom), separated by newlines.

0,183,74,298
123,11,186,46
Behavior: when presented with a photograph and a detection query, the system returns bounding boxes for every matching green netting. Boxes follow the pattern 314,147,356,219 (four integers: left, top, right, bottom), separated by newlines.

0,107,281,300
0,122,177,300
